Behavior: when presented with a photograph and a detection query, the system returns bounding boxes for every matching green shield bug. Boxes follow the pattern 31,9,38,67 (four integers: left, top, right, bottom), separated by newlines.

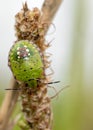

8,40,44,87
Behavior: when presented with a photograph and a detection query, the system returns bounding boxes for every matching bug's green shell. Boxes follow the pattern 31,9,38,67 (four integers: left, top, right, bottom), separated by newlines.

9,40,44,87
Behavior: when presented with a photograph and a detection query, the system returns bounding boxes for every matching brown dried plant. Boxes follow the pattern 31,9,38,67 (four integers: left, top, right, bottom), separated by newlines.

15,4,52,130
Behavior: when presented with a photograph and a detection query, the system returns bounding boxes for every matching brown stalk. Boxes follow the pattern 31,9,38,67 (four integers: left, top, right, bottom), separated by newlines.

0,78,19,130
41,0,62,33
0,0,63,130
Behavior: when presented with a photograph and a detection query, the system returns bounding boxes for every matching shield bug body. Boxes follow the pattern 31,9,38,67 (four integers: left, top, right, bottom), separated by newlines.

8,40,44,87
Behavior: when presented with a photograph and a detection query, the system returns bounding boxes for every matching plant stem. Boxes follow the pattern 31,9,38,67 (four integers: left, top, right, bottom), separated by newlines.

0,78,19,130
41,0,62,32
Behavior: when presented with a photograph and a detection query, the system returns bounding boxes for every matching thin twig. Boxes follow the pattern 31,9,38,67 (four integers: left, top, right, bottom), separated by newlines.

0,0,63,130
41,0,63,33
0,77,19,130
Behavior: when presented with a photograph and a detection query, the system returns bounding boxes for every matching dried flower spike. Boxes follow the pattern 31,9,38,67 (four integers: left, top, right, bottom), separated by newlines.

15,3,45,42
8,2,53,130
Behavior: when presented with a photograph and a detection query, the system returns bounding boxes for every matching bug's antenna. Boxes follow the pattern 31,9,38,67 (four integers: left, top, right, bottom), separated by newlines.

5,88,21,90
5,79,60,90
47,81,60,84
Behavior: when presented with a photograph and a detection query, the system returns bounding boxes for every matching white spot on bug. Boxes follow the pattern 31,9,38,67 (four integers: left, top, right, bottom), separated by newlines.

24,57,29,60
24,45,27,48
18,56,20,59
17,51,20,55
26,49,29,52
28,53,30,56
17,47,20,50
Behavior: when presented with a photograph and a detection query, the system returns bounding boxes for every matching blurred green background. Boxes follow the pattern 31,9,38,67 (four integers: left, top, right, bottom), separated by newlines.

0,0,93,130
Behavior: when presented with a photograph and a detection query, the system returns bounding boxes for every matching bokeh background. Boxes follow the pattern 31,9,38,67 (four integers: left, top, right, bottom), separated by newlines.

0,0,93,130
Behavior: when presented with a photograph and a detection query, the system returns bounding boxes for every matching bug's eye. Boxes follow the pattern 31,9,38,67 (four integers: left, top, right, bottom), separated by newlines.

17,46,30,59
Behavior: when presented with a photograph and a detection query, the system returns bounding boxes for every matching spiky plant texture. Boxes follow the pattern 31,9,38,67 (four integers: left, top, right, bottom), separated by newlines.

9,3,53,130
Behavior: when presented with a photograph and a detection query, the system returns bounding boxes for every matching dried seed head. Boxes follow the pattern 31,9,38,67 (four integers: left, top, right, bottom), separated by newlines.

13,2,53,130
15,3,45,41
